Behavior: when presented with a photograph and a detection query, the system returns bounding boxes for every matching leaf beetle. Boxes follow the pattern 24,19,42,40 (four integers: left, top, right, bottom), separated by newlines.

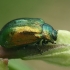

0,18,57,48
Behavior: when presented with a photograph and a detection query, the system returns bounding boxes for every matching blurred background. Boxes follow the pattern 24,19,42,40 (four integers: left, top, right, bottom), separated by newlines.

0,0,70,70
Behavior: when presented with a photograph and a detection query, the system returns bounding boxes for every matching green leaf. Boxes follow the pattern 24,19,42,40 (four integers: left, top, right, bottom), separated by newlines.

56,30,70,44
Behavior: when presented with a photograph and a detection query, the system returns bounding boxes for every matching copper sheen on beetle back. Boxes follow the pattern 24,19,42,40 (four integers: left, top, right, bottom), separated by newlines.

0,18,57,48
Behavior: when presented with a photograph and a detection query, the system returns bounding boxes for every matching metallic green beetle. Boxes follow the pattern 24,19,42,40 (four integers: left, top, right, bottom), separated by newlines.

0,18,57,48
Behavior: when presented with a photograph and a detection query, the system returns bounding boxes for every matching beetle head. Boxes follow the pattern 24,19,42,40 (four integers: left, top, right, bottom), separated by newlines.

52,29,57,41
43,23,57,43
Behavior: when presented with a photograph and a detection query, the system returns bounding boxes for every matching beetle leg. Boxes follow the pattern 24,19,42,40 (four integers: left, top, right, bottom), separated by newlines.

35,41,43,54
42,39,48,45
37,47,43,55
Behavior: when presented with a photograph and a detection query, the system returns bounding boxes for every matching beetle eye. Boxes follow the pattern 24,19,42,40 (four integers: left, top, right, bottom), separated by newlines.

52,30,57,41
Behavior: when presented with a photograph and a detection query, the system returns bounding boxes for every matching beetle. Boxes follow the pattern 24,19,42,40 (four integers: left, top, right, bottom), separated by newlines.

0,18,57,48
